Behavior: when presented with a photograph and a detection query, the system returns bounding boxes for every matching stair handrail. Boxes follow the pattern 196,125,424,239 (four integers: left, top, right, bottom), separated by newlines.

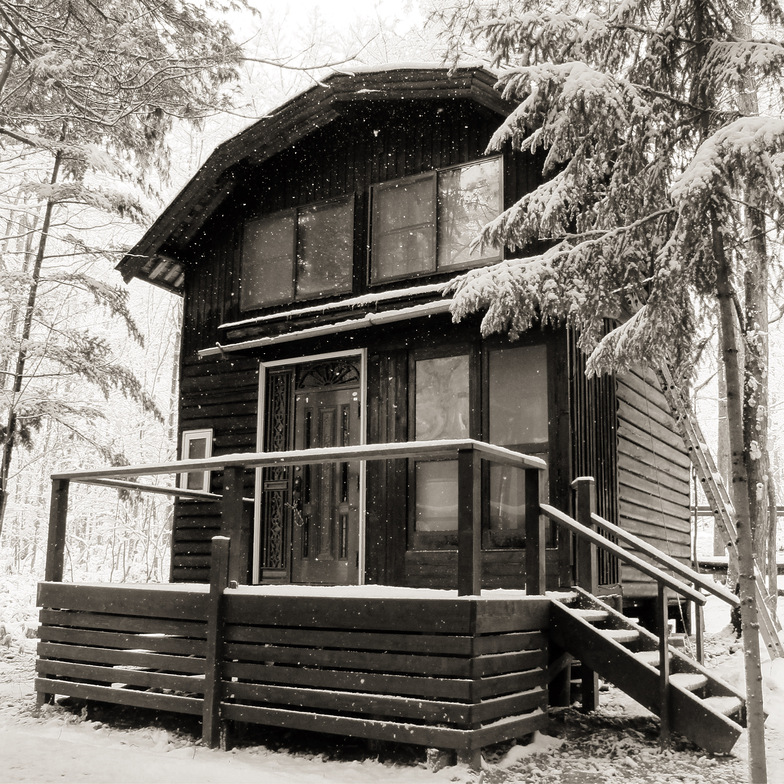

589,511,739,608
540,502,706,605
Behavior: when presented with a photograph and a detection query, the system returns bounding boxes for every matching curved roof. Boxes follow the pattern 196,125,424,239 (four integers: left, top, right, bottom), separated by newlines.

117,64,506,293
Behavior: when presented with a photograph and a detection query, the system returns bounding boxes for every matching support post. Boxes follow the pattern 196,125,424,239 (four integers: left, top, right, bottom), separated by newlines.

525,467,545,595
695,600,705,665
221,466,248,585
572,477,599,711
573,477,598,594
44,478,70,583
658,583,671,746
457,447,482,596
203,535,230,749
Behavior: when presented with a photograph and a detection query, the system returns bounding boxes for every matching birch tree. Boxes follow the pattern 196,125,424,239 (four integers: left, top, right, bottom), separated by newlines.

437,1,784,780
0,0,247,535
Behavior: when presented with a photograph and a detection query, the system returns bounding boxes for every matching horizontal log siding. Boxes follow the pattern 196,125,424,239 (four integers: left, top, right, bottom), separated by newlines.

172,352,259,582
220,592,550,749
36,583,551,752
616,367,691,598
36,583,209,714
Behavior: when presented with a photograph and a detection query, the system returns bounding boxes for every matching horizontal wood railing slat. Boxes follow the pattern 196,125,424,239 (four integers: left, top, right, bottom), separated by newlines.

36,659,205,694
52,439,546,482
38,609,207,640
34,678,203,716
38,626,207,656
37,642,205,674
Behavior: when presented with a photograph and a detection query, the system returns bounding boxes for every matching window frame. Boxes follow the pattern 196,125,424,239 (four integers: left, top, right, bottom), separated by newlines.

179,428,213,494
369,155,504,285
240,194,355,312
406,335,555,552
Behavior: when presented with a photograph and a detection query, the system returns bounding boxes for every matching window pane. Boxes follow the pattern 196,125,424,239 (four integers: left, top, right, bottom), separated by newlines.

371,176,435,281
486,456,548,548
438,158,502,269
187,437,207,460
415,460,459,533
241,212,295,309
296,200,353,298
415,355,470,441
489,344,549,447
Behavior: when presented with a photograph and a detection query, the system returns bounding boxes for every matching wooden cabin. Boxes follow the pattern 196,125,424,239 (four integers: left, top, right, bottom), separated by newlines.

37,66,746,762
118,64,691,611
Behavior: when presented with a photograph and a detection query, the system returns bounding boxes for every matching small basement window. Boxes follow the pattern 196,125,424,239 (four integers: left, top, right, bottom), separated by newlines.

179,429,213,493
241,196,354,310
371,157,502,283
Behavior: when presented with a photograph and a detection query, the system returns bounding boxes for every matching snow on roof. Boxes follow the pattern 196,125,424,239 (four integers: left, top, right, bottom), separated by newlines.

219,280,450,330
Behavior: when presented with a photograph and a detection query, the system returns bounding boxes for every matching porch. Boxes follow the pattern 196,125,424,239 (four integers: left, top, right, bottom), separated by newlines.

36,440,745,760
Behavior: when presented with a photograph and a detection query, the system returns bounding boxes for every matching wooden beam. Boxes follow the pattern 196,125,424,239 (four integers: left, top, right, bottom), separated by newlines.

573,477,598,594
51,439,547,482
44,479,69,583
220,467,248,585
540,503,706,604
457,448,482,596
658,584,671,746
203,536,230,749
525,468,545,595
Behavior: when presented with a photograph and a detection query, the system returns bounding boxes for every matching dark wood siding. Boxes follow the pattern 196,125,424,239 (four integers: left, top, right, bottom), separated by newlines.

568,331,619,586
616,366,691,598
183,99,543,345
172,351,259,583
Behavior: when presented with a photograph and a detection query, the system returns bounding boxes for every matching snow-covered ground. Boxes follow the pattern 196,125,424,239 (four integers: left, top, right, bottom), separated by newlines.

0,574,782,783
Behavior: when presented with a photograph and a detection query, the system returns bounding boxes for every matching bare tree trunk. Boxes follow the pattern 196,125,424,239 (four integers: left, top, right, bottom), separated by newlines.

0,148,62,537
714,209,767,783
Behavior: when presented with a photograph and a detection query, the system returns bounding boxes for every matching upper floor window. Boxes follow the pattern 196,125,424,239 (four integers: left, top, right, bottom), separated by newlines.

241,196,354,310
370,157,503,284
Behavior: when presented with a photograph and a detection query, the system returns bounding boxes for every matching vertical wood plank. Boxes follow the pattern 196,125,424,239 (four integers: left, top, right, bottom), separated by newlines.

573,477,598,594
658,583,671,746
457,447,481,596
45,479,70,583
221,466,248,585
525,468,545,595
695,601,705,665
203,535,230,749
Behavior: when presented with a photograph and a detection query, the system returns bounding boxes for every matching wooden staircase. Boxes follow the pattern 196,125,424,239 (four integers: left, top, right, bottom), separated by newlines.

551,587,747,755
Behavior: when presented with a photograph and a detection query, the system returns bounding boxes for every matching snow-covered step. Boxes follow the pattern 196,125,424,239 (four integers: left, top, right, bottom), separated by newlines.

574,609,610,623
604,629,640,644
702,696,743,718
669,673,709,692
633,649,661,667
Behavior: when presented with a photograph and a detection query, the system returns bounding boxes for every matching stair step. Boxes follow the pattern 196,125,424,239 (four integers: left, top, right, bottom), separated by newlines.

670,673,709,692
702,696,743,718
604,629,640,644
574,609,610,623
634,650,661,666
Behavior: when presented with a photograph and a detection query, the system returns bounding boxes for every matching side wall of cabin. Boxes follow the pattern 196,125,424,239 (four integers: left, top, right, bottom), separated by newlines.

616,366,692,598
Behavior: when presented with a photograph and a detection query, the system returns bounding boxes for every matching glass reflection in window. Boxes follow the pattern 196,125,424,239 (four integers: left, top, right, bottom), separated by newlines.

438,158,503,269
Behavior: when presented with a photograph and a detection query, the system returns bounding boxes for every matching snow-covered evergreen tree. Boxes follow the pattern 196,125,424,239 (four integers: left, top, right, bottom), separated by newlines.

437,1,784,780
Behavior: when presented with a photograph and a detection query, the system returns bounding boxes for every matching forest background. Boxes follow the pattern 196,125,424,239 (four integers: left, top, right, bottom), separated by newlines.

1,0,783,588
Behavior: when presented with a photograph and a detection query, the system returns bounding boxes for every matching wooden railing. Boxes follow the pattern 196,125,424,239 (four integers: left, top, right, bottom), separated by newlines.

541,476,740,742
44,439,547,596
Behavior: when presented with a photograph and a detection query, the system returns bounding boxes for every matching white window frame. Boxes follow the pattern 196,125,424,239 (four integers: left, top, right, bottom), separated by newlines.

179,428,213,493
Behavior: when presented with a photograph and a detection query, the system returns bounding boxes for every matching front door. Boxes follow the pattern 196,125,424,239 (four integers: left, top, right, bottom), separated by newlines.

290,383,361,584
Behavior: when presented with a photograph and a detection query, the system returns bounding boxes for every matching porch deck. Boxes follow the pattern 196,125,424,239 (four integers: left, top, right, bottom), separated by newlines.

36,578,551,754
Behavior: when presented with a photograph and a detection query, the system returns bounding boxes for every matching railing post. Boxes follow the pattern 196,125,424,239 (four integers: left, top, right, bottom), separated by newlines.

525,468,545,595
572,476,599,712
572,477,598,595
658,583,671,746
203,535,230,749
45,478,70,583
457,447,482,596
221,465,249,585
695,600,705,664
